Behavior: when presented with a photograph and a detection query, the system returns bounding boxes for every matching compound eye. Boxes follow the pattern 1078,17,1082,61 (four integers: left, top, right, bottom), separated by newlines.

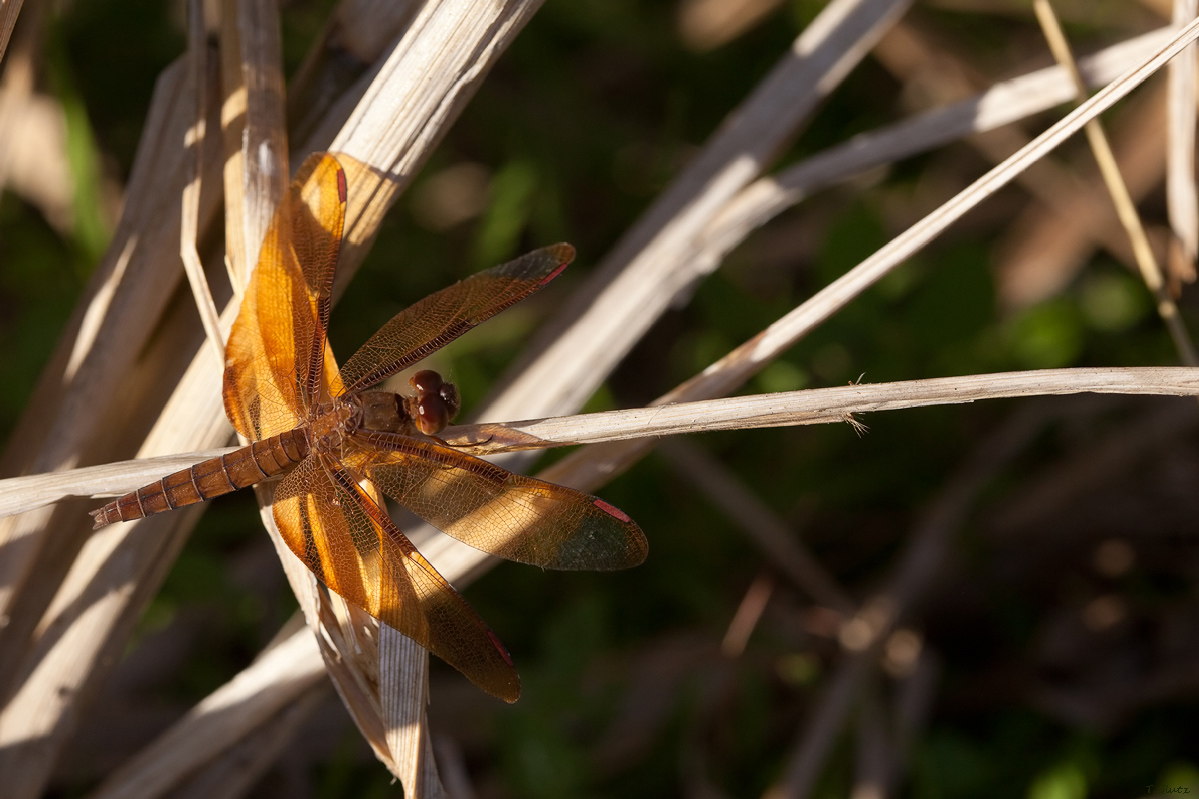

410,369,443,394
414,394,451,435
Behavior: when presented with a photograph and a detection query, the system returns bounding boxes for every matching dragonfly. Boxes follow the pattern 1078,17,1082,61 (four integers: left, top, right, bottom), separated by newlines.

91,152,647,702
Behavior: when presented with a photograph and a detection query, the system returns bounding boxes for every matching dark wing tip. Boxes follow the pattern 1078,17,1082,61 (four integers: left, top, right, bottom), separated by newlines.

546,242,575,265
617,529,650,569
483,629,521,703
538,243,575,287
491,243,576,283
551,513,648,572
590,499,648,569
496,676,520,700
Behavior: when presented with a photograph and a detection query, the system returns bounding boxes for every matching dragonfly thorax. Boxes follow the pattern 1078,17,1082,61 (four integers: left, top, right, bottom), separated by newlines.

357,390,407,434
310,397,358,453
354,370,461,438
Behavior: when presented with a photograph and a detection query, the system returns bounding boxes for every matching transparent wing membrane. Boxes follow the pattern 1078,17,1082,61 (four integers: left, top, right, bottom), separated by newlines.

271,452,521,702
337,244,574,393
348,432,647,571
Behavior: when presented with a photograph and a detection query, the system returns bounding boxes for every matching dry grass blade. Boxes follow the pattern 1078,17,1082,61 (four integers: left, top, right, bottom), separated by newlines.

0,0,288,790
0,0,24,68
0,55,227,797
0,448,234,518
14,366,1199,526
872,19,1158,310
169,688,328,799
87,626,326,799
485,0,913,424
720,570,776,658
449,368,1199,451
380,627,445,799
181,0,225,365
1168,0,1199,273
677,0,788,52
0,8,44,202
700,26,1175,274
220,0,289,293
0,502,208,799
0,53,221,480
313,0,550,287
286,0,421,150
679,16,1199,406
0,54,222,649
1033,0,1199,365
993,82,1165,309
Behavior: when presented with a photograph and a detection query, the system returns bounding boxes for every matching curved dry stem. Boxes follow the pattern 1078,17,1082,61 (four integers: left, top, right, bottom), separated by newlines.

702,25,1177,265
0,0,24,68
1033,0,1198,366
0,449,236,518
87,625,326,799
10,367,1198,523
179,0,223,365
484,0,914,423
452,367,1199,452
1168,1,1199,269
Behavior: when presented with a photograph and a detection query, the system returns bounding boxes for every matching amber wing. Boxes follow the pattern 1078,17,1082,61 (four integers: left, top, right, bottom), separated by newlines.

344,432,647,571
272,452,521,702
336,243,575,394
223,152,347,440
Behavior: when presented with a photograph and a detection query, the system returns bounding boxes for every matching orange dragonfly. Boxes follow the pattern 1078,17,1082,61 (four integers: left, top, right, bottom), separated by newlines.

91,152,647,702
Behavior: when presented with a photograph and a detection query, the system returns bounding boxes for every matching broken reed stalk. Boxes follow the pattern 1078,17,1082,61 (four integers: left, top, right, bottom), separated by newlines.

180,0,225,365
1168,0,1199,270
1033,0,1199,366
484,0,915,423
677,26,1177,313
9,366,1199,522
0,0,24,68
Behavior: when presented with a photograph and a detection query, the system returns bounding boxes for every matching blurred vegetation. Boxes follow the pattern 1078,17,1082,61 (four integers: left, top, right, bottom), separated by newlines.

3,0,1199,796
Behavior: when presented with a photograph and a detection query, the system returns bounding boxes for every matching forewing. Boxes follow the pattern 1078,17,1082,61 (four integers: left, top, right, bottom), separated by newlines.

290,153,346,403
346,432,647,571
223,153,346,440
272,452,520,702
337,243,575,393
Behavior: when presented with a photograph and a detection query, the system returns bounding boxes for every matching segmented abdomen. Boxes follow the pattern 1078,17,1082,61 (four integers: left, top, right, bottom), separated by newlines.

90,429,310,529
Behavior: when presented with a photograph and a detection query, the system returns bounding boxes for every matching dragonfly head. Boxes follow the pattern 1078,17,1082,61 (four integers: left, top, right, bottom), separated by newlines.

409,370,461,436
